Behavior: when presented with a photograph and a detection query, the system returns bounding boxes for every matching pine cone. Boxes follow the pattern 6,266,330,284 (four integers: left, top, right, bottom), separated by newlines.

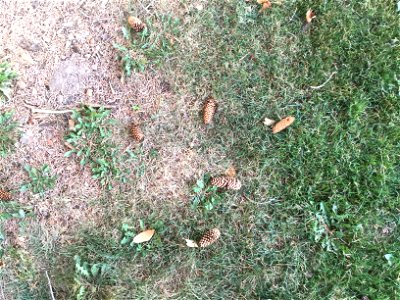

128,16,145,32
198,228,221,248
210,176,229,188
0,189,12,201
203,98,217,124
130,124,144,142
211,176,242,190
226,177,242,190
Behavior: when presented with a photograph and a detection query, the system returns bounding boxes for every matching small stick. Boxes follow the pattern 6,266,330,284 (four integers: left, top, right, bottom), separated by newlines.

64,142,75,150
79,103,115,109
310,71,337,90
29,108,74,114
323,223,333,236
24,103,115,115
45,271,56,300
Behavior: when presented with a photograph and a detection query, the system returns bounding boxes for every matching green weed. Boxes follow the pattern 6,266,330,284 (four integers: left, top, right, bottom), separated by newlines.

0,62,16,101
191,173,226,211
0,111,19,157
0,201,31,259
20,164,56,195
64,106,133,189
73,255,112,300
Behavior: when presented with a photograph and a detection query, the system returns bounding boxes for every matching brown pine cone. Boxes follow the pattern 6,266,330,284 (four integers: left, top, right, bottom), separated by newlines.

203,98,217,124
128,16,145,32
210,176,229,188
130,123,144,142
226,177,242,190
0,189,12,201
211,176,242,190
198,228,221,248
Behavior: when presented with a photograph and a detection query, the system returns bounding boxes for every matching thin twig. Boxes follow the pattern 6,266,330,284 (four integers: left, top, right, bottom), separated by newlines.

29,108,74,114
323,223,333,235
64,142,75,150
310,71,337,90
79,103,115,109
45,271,56,300
24,103,115,115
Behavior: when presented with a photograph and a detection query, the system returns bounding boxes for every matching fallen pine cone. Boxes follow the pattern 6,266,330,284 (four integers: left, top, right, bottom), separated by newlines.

226,177,242,190
198,228,221,247
0,189,12,201
128,16,145,32
203,98,217,124
130,123,144,142
211,176,242,190
210,176,229,188
272,116,295,134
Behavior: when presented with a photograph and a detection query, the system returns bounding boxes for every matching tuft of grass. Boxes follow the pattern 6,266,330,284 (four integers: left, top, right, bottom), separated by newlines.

0,62,16,101
73,255,113,300
20,164,57,195
115,14,180,75
64,106,135,189
0,201,37,299
0,111,19,157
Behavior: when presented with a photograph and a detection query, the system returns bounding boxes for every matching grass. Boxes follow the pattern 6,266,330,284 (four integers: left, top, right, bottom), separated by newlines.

0,62,16,102
0,111,19,157
115,14,180,75
2,0,399,299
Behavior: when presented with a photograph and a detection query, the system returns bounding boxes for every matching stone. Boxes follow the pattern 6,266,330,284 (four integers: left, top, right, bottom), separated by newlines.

49,56,91,96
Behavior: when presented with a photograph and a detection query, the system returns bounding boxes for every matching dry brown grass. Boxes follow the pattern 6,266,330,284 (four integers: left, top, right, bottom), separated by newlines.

0,0,225,264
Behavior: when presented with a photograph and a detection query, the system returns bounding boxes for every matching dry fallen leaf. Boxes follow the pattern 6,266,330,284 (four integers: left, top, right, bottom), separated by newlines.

259,1,272,12
132,229,155,243
257,0,269,3
272,116,295,133
68,119,75,130
263,117,275,126
203,97,217,124
306,9,316,23
184,239,199,248
225,166,237,178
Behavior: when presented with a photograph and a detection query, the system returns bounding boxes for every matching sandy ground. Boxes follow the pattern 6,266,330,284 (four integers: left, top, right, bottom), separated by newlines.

0,0,227,252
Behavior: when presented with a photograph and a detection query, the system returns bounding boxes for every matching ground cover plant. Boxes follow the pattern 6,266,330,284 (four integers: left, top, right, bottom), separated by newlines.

0,0,399,299
0,111,19,157
64,106,134,189
20,164,57,195
0,62,16,102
